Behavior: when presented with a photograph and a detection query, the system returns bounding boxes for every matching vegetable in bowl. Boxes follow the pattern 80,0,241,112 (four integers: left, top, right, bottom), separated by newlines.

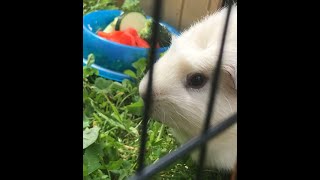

97,28,151,48
97,11,172,48
139,18,172,47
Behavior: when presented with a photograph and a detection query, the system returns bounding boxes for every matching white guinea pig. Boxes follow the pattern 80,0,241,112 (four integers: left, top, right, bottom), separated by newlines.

139,5,237,171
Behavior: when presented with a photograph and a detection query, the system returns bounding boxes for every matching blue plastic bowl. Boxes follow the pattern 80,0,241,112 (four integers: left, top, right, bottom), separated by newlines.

83,10,180,82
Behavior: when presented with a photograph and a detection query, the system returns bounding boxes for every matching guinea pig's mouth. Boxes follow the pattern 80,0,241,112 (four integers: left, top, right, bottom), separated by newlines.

147,101,172,124
149,102,204,139
148,103,164,120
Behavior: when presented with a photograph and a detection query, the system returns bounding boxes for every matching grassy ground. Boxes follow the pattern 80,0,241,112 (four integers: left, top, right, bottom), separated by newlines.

83,1,230,179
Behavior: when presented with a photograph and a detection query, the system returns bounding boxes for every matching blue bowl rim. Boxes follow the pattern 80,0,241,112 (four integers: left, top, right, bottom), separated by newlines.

83,58,133,82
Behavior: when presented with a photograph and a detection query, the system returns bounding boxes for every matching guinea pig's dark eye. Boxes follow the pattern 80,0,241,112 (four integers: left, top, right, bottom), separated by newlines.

186,73,208,89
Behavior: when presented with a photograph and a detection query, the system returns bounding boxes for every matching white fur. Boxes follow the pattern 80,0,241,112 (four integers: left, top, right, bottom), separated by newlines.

139,5,237,171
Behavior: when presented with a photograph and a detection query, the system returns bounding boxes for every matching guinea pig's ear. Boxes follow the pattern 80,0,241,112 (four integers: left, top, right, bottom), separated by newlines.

222,64,237,90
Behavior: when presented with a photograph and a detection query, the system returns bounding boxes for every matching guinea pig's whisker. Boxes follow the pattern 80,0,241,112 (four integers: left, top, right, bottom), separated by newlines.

223,94,233,112
167,96,203,113
169,101,201,130
169,116,183,135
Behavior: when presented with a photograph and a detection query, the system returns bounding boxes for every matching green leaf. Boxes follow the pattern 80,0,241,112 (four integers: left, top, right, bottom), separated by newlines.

95,110,126,130
109,82,125,91
83,114,90,129
118,171,129,180
129,127,139,136
94,77,112,90
132,58,146,72
159,52,166,57
87,54,95,67
83,144,102,176
121,0,143,13
123,70,137,78
121,79,132,89
107,160,123,170
83,67,99,78
84,104,95,117
83,126,100,149
125,97,144,116
104,95,122,122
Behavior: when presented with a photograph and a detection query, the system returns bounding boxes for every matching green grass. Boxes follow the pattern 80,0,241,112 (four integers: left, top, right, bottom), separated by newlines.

83,0,118,15
83,1,230,179
83,54,228,180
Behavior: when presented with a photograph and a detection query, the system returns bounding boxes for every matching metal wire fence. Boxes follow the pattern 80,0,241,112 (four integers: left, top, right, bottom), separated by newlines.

129,0,237,179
